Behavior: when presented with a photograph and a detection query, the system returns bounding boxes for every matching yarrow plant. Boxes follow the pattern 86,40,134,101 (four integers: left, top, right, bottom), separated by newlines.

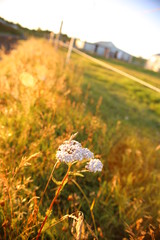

86,159,103,173
56,140,94,163
36,133,103,239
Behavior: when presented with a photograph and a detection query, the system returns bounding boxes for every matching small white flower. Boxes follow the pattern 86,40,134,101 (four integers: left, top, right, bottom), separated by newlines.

56,140,94,163
86,159,103,173
82,148,94,159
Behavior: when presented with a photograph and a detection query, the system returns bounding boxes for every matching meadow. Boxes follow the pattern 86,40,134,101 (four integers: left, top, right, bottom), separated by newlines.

86,53,160,89
0,38,160,240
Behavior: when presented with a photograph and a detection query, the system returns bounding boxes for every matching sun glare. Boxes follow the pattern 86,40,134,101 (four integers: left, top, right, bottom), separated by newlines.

0,0,160,58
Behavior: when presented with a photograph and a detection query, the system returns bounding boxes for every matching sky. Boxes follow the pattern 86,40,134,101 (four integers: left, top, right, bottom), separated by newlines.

0,0,160,59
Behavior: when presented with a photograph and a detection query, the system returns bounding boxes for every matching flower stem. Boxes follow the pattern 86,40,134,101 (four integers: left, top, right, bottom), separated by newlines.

72,179,98,239
38,160,59,207
36,164,71,240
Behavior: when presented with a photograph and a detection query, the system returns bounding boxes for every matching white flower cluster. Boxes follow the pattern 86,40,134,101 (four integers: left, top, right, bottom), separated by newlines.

56,140,94,163
56,138,103,173
86,159,103,173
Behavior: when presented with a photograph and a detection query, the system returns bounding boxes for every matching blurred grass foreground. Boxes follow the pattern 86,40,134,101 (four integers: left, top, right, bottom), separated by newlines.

0,38,160,239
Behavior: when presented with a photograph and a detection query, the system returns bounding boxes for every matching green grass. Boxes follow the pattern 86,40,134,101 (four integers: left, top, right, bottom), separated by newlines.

1,39,160,240
68,50,160,143
84,52,160,88
63,47,160,238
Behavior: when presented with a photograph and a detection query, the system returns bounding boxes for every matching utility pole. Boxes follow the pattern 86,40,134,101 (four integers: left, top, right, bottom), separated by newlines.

66,37,74,64
55,20,63,50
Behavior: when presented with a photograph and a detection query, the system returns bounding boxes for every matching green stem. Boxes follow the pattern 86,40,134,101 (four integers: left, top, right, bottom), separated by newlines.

36,164,71,240
72,179,98,239
38,160,59,207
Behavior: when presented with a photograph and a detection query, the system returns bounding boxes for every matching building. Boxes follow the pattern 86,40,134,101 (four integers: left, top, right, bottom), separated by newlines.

94,41,117,58
145,54,160,72
75,39,132,62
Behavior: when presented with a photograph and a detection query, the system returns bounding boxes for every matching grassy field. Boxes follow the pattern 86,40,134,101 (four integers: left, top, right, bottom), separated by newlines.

85,52,160,89
69,49,160,140
0,38,160,240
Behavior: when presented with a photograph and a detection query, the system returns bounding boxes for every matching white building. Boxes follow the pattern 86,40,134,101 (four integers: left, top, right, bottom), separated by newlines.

95,41,117,58
75,39,132,62
145,54,160,72
84,42,95,53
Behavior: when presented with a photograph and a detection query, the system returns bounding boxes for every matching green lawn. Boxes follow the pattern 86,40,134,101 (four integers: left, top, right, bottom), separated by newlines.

84,52,160,89
68,49,160,143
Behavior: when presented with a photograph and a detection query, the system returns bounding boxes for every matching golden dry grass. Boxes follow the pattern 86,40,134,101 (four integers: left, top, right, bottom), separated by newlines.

0,38,160,239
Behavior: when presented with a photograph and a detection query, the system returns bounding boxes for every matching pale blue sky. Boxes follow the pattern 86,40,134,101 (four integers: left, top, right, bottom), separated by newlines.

0,0,160,59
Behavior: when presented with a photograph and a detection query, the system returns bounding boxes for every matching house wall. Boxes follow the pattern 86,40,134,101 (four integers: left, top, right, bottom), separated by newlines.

96,46,105,56
84,42,95,53
117,51,123,59
109,47,117,58
117,51,132,62
122,53,129,61
104,48,110,58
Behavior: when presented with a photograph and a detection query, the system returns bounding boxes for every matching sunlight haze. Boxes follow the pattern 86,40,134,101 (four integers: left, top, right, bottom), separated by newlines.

0,0,160,58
